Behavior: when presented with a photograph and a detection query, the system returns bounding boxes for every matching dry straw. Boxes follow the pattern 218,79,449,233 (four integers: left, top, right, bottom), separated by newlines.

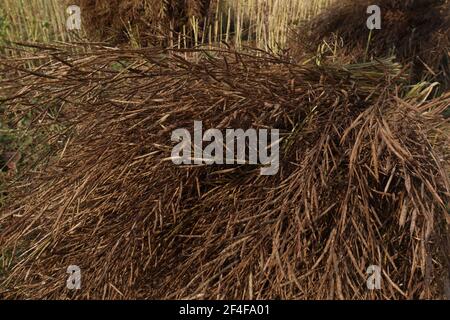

71,0,217,46
0,42,449,299
293,0,450,92
0,0,334,51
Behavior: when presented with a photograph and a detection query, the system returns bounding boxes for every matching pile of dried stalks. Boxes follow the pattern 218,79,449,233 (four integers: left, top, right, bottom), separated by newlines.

0,43,449,299
294,0,450,91
72,0,216,46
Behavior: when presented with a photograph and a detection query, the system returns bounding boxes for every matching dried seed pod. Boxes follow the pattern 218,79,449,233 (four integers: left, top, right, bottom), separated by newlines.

0,44,448,299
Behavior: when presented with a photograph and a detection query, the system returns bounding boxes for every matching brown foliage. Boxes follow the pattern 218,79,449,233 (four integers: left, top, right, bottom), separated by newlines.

0,43,449,299
72,0,216,46
294,0,450,90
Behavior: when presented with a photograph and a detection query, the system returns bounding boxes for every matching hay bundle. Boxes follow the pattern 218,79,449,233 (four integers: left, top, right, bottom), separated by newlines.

295,0,450,89
0,44,449,299
72,0,216,45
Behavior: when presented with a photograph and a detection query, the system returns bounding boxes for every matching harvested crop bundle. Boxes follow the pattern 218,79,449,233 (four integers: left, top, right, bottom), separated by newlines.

0,44,449,299
72,0,216,46
295,0,450,90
